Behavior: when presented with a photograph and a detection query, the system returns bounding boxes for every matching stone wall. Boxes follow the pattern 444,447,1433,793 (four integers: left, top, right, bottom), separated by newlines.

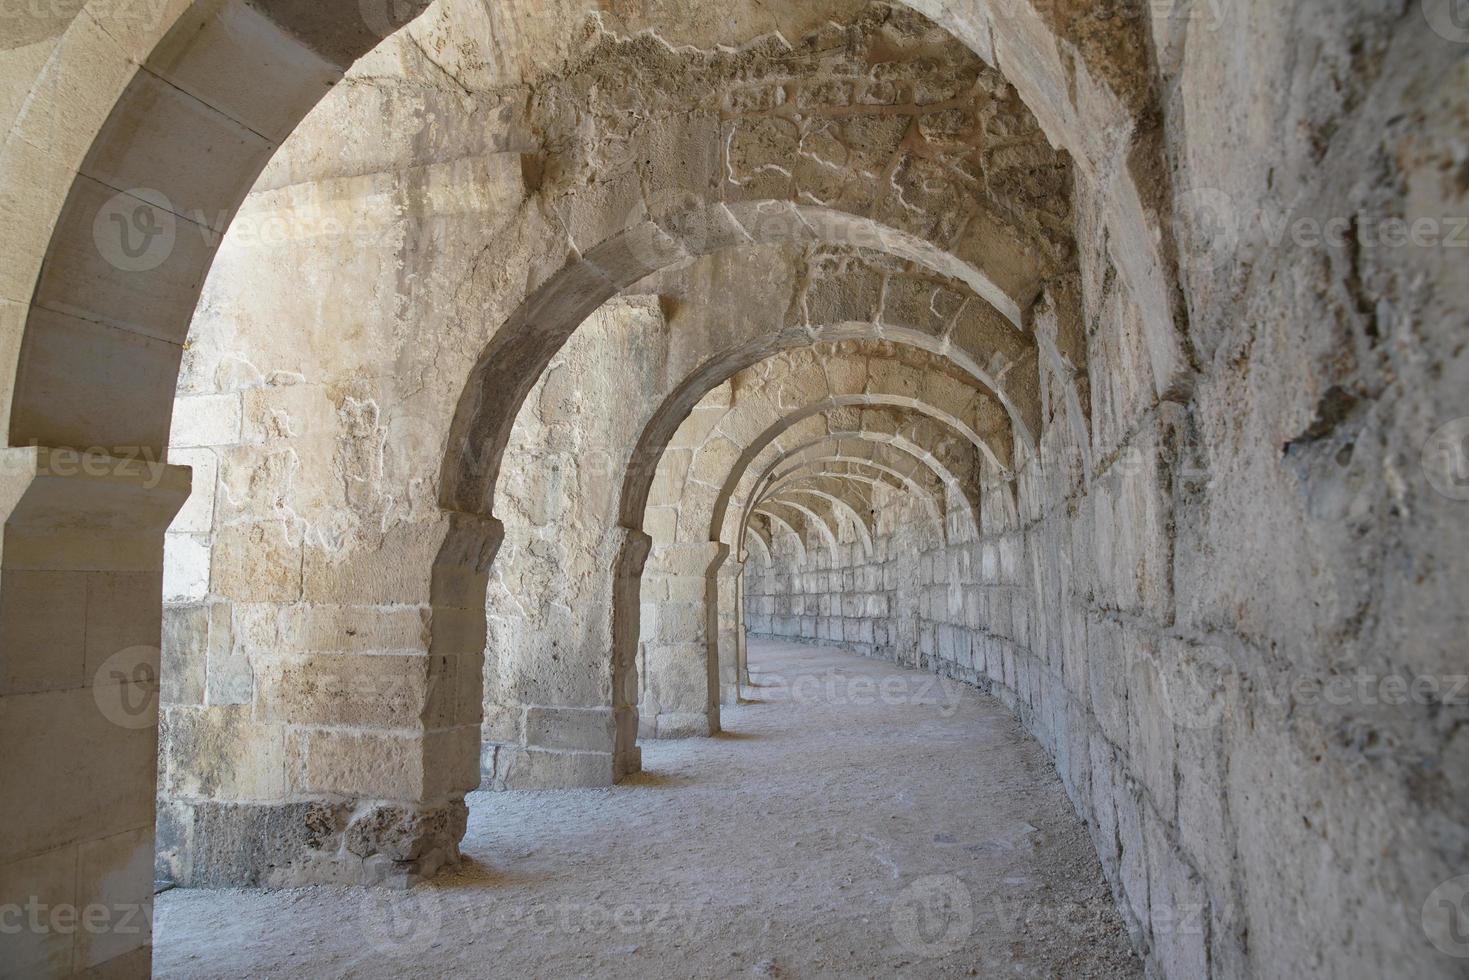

743,10,1469,980
483,296,671,788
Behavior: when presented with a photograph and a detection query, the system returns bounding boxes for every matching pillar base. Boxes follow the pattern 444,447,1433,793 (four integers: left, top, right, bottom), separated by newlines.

480,744,621,790
646,710,717,738
156,798,467,889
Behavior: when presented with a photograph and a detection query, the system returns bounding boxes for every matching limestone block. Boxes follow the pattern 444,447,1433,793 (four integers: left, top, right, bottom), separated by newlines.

1088,734,1120,873
1174,716,1231,933
1065,698,1092,812
428,604,488,658
657,204,750,258
81,570,162,683
0,843,77,977
144,0,343,143
255,652,431,728
883,275,954,337
1086,615,1129,747
643,642,711,716
523,706,616,754
162,532,210,601
202,605,253,707
238,382,340,445
807,270,882,326
80,68,271,237
1065,599,1089,689
0,22,135,293
165,447,217,534
160,602,208,705
1010,591,1031,648
1125,634,1177,822
159,703,286,800
157,798,348,888
294,729,427,801
280,603,429,656
585,221,688,287
208,521,299,603
0,686,157,865
487,745,615,790
170,393,243,449
0,568,87,694
1144,811,1209,980
1115,773,1150,940
10,305,185,454
644,507,677,543
646,602,706,645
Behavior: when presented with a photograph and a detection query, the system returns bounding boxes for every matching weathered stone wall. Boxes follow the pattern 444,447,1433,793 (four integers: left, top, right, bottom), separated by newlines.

483,296,671,789
746,11,1469,980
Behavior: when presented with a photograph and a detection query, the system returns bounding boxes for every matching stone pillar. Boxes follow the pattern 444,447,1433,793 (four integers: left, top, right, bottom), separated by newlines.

0,447,191,979
155,511,492,889
713,555,744,704
638,541,725,738
481,525,646,788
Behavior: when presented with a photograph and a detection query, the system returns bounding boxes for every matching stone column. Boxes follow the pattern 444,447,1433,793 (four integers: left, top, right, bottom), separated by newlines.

0,447,190,979
156,511,492,889
482,524,646,788
638,541,725,737
713,555,744,704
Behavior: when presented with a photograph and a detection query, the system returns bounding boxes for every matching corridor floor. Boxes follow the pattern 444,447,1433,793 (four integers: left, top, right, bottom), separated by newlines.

154,640,1142,978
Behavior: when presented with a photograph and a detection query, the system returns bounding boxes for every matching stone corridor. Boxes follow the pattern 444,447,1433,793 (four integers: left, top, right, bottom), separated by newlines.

3,1,1465,977
153,640,1140,979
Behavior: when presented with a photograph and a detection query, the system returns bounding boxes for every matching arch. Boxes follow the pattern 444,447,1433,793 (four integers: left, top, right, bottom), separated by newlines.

755,499,841,566
0,3,1176,965
0,0,1169,468
704,401,991,543
744,522,774,567
728,428,970,555
752,508,808,565
759,480,878,558
438,200,1031,519
764,437,953,505
619,308,1037,530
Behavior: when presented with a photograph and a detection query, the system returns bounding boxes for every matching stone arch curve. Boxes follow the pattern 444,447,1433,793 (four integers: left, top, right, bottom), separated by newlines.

437,200,1031,520
755,442,952,539
754,498,842,566
758,480,878,558
751,438,954,534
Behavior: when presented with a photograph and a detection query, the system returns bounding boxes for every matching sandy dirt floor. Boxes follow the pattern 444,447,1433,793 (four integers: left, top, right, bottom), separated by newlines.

155,639,1142,978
